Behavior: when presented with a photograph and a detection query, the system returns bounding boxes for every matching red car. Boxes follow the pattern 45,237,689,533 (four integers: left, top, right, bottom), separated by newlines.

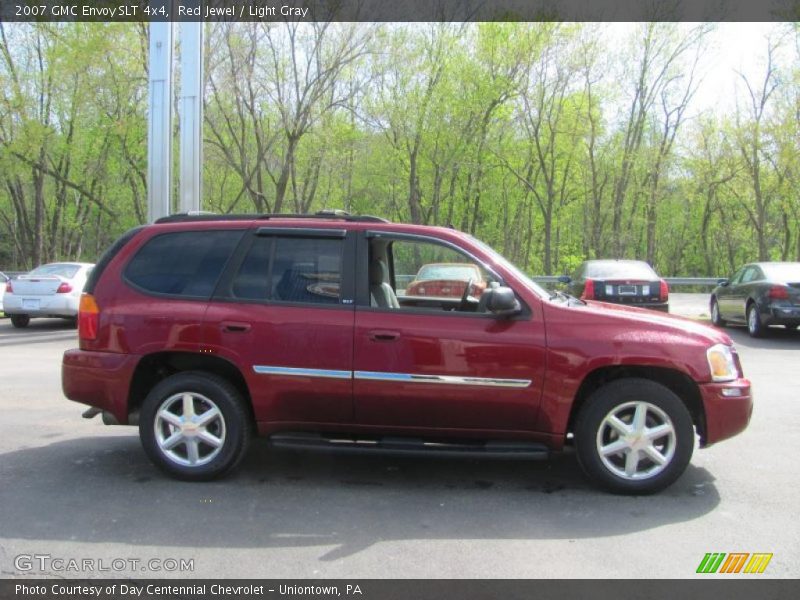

62,212,752,494
405,263,488,300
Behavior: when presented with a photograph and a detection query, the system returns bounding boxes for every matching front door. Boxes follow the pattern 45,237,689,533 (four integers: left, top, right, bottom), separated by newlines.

352,234,545,432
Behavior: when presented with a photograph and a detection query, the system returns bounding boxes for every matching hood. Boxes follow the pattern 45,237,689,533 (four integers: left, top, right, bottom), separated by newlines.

579,300,732,346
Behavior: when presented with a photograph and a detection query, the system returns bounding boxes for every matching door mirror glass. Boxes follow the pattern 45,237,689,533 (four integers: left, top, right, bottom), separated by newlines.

717,279,729,287
558,275,571,284
484,286,521,317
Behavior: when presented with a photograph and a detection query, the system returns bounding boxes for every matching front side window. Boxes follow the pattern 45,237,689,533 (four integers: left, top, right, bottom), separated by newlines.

368,238,498,313
230,235,343,305
125,230,243,297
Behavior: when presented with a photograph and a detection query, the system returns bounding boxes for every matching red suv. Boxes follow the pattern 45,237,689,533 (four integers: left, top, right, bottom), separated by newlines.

62,212,752,494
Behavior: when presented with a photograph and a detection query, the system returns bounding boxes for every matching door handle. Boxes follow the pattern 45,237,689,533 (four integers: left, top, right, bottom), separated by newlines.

221,321,252,333
369,330,400,342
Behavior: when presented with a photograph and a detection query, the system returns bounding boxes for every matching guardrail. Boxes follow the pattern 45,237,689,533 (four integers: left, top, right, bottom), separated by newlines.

531,276,722,287
397,274,722,288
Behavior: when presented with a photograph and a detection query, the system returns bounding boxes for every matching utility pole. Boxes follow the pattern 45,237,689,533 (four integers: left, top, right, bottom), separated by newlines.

147,2,204,221
146,18,173,222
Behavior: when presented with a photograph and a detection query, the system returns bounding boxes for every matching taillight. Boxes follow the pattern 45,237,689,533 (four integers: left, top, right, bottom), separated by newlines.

78,293,100,341
768,285,789,300
4,281,11,293
581,279,595,300
660,279,669,301
56,282,73,293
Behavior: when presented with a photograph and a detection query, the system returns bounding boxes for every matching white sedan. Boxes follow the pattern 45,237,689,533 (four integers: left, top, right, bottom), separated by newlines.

3,262,94,328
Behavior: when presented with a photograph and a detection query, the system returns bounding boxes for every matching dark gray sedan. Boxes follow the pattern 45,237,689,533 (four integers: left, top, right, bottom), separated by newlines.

565,259,670,312
710,262,800,337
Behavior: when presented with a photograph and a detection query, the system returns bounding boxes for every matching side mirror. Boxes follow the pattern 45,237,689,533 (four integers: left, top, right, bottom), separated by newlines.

485,286,521,317
558,275,572,284
717,279,729,287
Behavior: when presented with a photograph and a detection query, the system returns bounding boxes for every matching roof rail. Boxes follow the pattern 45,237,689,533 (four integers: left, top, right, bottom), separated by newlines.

154,210,390,224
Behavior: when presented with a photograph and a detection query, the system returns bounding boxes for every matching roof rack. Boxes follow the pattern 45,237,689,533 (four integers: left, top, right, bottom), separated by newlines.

154,210,390,224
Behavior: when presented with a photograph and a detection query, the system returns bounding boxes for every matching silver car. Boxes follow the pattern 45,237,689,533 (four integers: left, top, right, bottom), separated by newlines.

3,262,94,328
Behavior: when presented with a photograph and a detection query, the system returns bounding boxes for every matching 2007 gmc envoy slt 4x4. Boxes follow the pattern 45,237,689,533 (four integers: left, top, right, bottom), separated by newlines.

62,211,752,494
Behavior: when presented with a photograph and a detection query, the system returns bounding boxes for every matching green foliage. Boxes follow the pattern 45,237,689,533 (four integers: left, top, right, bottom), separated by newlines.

1,22,798,276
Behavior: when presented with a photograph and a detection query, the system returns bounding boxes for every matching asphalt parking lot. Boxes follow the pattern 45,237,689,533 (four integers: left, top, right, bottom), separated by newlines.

0,294,798,579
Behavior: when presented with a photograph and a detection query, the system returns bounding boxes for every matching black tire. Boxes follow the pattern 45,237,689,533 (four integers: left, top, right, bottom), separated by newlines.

10,314,30,328
710,298,725,327
139,371,251,481
746,303,765,338
574,378,694,495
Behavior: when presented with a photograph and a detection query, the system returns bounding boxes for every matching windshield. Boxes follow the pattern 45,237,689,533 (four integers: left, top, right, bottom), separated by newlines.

467,236,551,300
761,263,800,281
416,264,479,281
586,261,657,279
28,263,81,279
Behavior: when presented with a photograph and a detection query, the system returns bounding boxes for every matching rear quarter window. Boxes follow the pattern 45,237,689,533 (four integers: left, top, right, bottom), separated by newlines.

125,230,243,298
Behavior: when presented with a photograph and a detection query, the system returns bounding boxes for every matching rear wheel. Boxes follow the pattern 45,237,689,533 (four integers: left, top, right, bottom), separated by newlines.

747,303,765,338
710,298,725,327
10,314,30,328
139,372,251,481
574,378,694,495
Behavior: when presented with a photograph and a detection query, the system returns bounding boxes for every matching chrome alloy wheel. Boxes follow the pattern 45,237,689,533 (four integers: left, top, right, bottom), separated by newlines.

154,392,226,467
595,401,676,481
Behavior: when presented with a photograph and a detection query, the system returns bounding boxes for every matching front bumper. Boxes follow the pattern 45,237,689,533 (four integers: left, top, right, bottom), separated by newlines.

62,349,140,424
698,378,752,446
4,293,80,317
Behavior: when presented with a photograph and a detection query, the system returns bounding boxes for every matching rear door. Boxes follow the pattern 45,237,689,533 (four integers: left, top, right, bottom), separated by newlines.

205,227,356,426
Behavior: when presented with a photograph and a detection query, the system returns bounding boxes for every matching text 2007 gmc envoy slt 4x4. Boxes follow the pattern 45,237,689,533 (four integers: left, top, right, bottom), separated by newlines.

62,212,752,494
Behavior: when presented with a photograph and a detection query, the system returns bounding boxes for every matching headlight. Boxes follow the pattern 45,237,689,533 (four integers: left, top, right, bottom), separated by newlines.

706,344,738,382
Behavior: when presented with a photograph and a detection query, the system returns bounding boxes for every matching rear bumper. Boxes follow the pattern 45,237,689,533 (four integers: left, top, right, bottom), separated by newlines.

698,379,752,446
4,294,80,317
762,304,800,326
62,349,140,424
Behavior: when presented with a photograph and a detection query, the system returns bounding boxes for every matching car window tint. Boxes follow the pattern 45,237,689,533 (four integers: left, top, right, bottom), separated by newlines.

231,236,273,301
729,268,745,285
125,230,243,297
585,261,657,279
741,267,758,283
270,237,342,304
28,263,80,279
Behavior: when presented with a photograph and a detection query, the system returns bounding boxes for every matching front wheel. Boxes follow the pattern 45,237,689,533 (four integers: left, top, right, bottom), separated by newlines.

139,372,251,481
574,378,694,495
10,314,30,328
747,303,766,338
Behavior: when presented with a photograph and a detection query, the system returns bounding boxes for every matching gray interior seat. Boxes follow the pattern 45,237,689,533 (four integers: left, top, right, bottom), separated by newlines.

369,259,400,308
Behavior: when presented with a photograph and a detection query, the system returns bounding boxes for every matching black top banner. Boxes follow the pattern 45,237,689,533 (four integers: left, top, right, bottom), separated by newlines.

1,0,799,22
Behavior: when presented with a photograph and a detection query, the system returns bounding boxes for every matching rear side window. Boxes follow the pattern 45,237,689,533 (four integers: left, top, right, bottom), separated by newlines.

230,236,343,305
125,230,243,298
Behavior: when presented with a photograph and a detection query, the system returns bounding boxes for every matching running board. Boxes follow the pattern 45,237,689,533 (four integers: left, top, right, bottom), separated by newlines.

269,432,549,460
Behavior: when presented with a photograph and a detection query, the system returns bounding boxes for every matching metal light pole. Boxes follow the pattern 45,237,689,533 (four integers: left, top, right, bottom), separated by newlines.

146,20,173,222
178,14,203,214
147,2,204,221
